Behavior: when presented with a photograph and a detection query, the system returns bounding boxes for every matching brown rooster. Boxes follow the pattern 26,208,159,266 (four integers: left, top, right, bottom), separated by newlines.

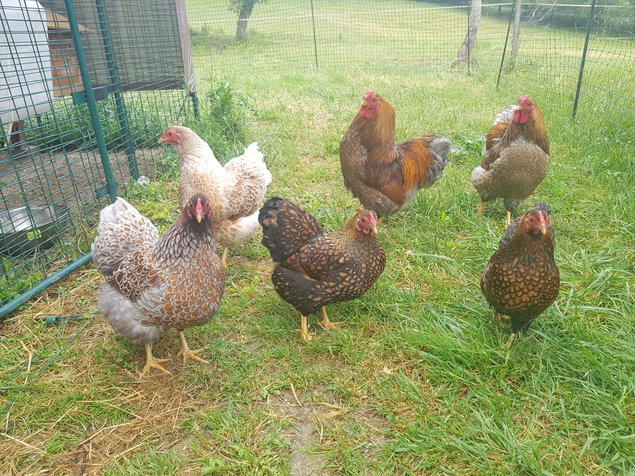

92,194,225,376
481,202,560,335
472,95,550,226
259,197,386,343
339,90,451,216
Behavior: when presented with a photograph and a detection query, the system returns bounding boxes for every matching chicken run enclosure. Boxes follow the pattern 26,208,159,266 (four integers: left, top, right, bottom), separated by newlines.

1,0,634,419
3,0,633,319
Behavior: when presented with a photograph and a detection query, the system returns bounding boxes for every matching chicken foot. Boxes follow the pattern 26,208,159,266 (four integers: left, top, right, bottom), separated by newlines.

318,307,339,331
296,314,313,343
177,331,209,365
140,343,170,377
505,210,512,227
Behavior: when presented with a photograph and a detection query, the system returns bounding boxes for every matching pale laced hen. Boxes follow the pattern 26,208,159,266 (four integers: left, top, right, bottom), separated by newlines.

160,126,272,267
92,194,225,376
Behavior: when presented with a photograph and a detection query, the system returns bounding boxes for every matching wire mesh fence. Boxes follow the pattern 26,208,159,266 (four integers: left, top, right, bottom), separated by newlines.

1,0,195,318
187,0,633,140
1,0,633,322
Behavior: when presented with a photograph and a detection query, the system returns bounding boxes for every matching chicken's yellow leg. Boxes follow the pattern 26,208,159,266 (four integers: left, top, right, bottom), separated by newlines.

296,314,312,343
177,331,209,365
140,343,170,377
476,201,486,218
505,333,516,347
505,210,511,227
221,247,228,269
318,307,339,330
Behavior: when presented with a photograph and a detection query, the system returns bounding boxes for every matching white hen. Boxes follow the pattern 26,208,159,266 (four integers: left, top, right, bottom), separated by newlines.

160,126,272,267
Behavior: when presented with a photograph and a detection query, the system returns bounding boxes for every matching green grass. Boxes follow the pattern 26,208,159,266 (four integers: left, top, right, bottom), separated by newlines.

1,0,634,474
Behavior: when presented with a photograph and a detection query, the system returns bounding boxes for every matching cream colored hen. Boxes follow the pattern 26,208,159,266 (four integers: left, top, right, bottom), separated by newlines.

160,126,272,267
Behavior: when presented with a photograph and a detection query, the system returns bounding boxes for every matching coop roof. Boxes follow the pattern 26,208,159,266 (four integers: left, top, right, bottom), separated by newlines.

45,9,89,32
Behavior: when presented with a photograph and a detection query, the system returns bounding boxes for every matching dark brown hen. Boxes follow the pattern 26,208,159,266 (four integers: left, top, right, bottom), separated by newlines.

481,202,560,334
259,197,386,342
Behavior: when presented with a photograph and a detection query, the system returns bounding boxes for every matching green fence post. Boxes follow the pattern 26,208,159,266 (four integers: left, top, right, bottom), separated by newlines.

63,0,118,201
190,91,200,120
573,0,596,120
95,0,138,180
496,4,516,89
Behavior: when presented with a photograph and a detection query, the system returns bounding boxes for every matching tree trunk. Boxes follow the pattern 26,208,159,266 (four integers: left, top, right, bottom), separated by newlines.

510,0,523,63
235,1,255,41
457,0,482,63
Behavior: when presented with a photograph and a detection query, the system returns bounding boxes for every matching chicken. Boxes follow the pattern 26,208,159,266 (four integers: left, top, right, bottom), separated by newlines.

481,202,559,336
92,194,225,376
258,197,386,343
159,126,271,268
472,95,550,226
339,89,451,216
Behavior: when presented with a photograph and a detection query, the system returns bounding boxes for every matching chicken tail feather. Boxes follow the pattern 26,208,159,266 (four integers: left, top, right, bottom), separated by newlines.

423,137,451,188
92,197,159,275
259,197,324,263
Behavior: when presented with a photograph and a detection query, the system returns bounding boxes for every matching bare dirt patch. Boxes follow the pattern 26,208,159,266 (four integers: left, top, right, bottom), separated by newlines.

267,387,335,476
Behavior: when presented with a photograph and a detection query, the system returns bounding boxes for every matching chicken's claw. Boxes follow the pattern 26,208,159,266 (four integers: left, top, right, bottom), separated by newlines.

178,331,210,365
140,344,171,377
318,307,339,331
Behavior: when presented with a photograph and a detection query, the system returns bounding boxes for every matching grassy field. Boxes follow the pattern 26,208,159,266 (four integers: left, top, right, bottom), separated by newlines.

1,0,634,474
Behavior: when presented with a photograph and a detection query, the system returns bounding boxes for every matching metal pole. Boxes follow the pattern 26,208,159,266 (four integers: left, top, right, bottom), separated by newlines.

496,3,515,88
95,0,138,180
190,91,200,120
573,0,596,120
309,0,319,69
63,0,118,201
467,0,471,75
0,253,93,322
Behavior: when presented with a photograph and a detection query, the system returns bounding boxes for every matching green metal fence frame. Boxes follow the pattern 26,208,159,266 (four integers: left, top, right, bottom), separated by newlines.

0,0,197,322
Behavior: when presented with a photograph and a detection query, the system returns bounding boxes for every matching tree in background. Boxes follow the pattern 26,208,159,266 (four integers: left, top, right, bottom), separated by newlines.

457,0,481,62
230,0,266,41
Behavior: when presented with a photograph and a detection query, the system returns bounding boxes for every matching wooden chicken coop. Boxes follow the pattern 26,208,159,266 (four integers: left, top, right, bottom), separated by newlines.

46,8,87,97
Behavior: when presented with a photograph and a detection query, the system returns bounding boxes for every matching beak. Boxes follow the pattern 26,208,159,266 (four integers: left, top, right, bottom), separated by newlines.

371,226,378,236
195,210,204,223
158,136,166,144
539,223,547,235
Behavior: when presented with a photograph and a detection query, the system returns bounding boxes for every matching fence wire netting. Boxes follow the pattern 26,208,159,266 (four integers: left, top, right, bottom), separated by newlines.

187,0,633,140
1,0,193,317
0,0,633,410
